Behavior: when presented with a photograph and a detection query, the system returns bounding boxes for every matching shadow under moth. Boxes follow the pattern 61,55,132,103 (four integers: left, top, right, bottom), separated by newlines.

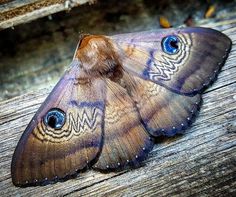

11,27,232,187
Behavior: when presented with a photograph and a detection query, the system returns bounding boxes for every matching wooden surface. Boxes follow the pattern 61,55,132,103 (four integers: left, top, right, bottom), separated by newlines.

0,0,93,30
0,2,236,197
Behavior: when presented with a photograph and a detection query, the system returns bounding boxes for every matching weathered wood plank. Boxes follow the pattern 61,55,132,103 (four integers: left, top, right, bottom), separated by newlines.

0,26,235,196
0,2,236,195
0,0,94,30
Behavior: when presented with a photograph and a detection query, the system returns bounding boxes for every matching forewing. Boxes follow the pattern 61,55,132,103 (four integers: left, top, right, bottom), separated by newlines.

11,60,105,186
111,27,231,95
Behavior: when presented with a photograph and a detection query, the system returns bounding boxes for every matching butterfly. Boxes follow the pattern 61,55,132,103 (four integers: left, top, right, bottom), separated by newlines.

11,27,231,186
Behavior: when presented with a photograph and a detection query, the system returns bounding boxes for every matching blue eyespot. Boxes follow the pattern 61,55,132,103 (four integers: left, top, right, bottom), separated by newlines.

161,35,179,54
43,108,66,129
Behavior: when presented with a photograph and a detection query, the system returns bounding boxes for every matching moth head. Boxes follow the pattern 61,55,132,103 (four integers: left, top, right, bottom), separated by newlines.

43,108,66,130
74,35,122,77
161,35,180,55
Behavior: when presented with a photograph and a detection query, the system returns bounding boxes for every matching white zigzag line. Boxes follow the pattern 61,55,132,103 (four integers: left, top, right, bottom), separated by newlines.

148,34,191,81
149,49,188,80
69,107,102,134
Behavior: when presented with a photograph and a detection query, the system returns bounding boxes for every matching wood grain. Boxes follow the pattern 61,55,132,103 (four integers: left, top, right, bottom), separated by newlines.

0,0,94,30
0,10,236,197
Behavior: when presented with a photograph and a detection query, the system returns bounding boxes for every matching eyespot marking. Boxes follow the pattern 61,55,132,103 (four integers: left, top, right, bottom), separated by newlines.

43,108,66,129
162,35,180,55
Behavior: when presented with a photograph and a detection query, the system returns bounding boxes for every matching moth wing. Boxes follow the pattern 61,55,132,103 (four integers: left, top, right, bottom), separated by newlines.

93,79,154,170
123,73,201,137
110,27,231,95
11,60,105,186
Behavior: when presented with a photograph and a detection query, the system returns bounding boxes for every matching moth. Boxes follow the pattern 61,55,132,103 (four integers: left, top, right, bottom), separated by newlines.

11,27,231,186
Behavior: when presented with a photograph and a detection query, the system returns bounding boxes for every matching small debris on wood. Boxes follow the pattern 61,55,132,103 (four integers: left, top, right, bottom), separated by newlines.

159,16,172,28
184,15,195,27
205,4,217,18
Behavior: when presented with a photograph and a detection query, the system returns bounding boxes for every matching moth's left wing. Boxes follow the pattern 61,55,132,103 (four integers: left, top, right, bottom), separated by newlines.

11,60,106,186
110,27,231,95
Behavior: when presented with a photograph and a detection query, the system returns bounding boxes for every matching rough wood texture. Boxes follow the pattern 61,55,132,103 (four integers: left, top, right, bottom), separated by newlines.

0,2,236,196
0,0,94,30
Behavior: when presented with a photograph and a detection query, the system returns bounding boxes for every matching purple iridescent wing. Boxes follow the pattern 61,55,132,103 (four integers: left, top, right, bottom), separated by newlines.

110,27,232,96
108,27,231,136
11,60,106,186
